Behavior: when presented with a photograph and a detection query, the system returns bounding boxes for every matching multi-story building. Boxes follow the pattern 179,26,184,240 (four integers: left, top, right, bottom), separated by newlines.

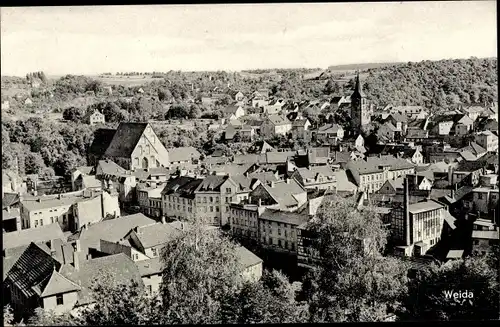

161,176,202,222
290,166,337,191
391,179,448,257
475,131,499,153
229,203,265,242
346,155,416,194
86,109,105,126
136,181,165,218
470,186,499,216
260,114,292,137
258,209,310,254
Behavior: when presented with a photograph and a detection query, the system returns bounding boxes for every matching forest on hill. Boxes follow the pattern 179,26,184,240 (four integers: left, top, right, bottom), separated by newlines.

359,57,497,109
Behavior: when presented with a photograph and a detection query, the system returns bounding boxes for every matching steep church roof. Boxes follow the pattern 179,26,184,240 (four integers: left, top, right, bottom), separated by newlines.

104,123,149,158
351,72,366,98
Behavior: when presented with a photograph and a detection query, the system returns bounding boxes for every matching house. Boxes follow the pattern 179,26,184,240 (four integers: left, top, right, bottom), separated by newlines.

123,220,182,260
225,124,255,142
377,122,400,142
475,131,498,153
86,109,105,126
260,115,292,137
291,166,336,191
385,113,408,134
475,117,498,133
245,179,307,212
470,186,498,216
236,246,263,282
263,99,286,115
251,93,268,108
136,181,165,218
73,175,101,192
167,146,201,166
70,166,94,191
431,114,474,136
388,105,428,120
405,128,429,142
228,89,245,102
291,119,311,137
314,124,344,143
346,155,416,194
89,123,170,170
461,105,485,122
72,213,156,256
472,229,499,256
248,140,275,154
459,142,487,161
223,105,245,120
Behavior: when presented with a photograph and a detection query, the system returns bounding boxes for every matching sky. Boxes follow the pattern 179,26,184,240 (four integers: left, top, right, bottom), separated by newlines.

1,1,497,76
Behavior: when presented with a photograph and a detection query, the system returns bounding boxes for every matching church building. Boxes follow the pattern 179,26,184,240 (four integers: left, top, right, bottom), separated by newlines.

350,72,372,131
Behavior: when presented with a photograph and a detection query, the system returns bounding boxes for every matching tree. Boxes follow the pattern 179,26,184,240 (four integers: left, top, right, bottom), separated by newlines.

301,196,409,322
158,88,172,102
223,270,308,324
159,217,244,324
401,255,499,321
25,152,47,175
62,107,85,122
4,305,14,326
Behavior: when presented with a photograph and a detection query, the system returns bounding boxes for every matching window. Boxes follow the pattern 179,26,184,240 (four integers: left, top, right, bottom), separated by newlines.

210,206,214,212
204,197,207,203
478,193,483,200
216,206,220,212
226,188,231,193
210,197,213,203
50,217,54,223
147,285,152,295
134,157,139,166
138,145,143,155
278,239,282,247
152,248,158,256
56,294,64,305
34,220,39,227
134,253,139,260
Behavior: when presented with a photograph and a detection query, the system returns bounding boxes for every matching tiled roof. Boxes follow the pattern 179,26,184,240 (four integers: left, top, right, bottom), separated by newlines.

260,179,306,209
235,246,262,268
210,163,254,176
196,175,229,192
136,257,163,277
292,119,309,127
2,192,20,209
223,105,243,114
96,159,127,176
267,114,290,126
247,171,279,185
161,176,203,199
266,151,296,164
295,166,336,180
334,170,358,192
21,191,88,211
388,112,408,123
77,213,156,253
6,242,61,298
233,154,267,165
60,253,144,306
347,155,415,175
88,128,116,157
3,223,65,250
81,175,101,189
104,123,149,158
75,166,94,175
133,222,182,249
446,249,463,259
168,146,202,163
33,269,81,297
260,208,310,226
317,124,342,133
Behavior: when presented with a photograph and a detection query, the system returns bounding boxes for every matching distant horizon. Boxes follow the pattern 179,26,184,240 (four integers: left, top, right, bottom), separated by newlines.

1,3,496,76
2,56,496,78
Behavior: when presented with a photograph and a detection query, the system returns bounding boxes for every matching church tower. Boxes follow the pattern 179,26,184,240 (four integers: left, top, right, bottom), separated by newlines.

350,72,370,131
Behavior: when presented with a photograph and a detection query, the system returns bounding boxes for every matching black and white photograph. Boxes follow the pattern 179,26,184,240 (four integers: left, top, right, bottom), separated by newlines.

1,1,499,324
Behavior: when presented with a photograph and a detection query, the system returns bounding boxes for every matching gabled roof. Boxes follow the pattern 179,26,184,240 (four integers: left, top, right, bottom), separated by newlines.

131,222,182,249
2,192,20,209
104,123,149,158
236,245,263,268
88,128,117,157
196,175,230,192
210,163,255,176
408,200,444,214
3,223,65,251
351,72,366,98
258,179,306,209
267,114,290,126
77,213,156,253
334,169,358,192
136,257,163,277
266,151,296,164
161,176,203,198
33,269,81,297
347,155,415,175
317,123,343,133
97,159,127,176
387,112,407,123
233,154,267,165
292,119,310,127
223,104,243,114
406,128,428,139
60,253,144,306
168,146,201,163
5,242,61,298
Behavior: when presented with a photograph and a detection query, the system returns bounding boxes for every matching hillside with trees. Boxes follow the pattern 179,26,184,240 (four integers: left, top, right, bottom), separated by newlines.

361,57,497,109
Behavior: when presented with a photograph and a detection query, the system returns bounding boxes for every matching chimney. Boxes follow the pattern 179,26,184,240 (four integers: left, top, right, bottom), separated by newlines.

6,206,10,213
50,240,57,258
270,181,275,188
258,198,262,207
286,178,291,184
161,216,166,224
403,177,411,246
73,251,80,271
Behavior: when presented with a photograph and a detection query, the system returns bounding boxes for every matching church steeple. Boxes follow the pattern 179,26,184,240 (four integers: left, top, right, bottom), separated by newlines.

352,71,366,98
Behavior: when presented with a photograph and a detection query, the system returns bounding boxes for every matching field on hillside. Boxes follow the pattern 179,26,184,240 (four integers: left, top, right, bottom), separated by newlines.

94,75,164,86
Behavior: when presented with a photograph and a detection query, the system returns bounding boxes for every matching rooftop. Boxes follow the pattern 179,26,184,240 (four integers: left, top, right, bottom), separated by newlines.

408,200,444,214
260,208,310,226
3,223,65,250
132,222,182,249
104,123,149,158
235,246,262,269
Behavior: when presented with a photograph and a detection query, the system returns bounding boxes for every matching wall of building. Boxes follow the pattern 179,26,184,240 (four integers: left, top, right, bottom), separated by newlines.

102,190,121,218
75,195,102,230
42,291,79,314
22,203,73,231
142,274,162,296
242,262,263,283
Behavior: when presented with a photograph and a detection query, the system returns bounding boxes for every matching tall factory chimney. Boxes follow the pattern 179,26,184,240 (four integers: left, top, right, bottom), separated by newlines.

403,177,412,246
